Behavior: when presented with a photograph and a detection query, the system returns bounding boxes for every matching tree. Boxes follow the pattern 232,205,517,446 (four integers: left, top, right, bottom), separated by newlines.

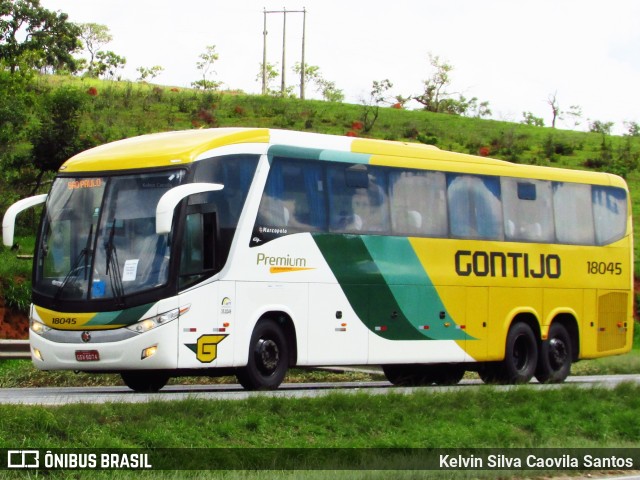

413,53,490,117
547,92,583,129
78,23,112,76
191,45,221,91
589,120,614,135
29,86,89,193
623,121,640,137
414,53,453,112
0,67,37,204
564,105,583,128
0,0,81,73
256,62,281,95
360,79,393,132
136,65,164,82
548,92,561,128
93,50,125,79
521,112,545,127
439,95,491,118
292,62,344,102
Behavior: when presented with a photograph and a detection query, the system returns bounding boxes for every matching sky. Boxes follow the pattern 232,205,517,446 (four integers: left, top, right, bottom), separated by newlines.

40,0,640,134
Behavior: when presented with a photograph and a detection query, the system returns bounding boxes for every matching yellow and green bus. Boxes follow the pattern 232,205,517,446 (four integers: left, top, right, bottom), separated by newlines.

2,128,633,392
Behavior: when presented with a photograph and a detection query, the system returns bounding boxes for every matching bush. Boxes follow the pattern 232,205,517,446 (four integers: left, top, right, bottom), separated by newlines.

3,277,31,312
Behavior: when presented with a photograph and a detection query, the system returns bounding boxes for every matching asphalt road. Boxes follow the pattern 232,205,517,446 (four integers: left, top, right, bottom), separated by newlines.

1,374,639,405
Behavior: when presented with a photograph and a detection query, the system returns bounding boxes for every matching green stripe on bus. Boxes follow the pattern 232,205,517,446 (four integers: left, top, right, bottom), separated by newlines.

87,303,156,326
267,145,370,164
361,236,472,341
312,234,427,341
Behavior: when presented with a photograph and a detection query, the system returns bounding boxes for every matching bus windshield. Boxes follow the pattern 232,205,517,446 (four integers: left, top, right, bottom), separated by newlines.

35,170,185,301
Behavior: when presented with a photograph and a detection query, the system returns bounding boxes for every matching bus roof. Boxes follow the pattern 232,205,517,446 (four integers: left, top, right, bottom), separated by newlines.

59,127,626,189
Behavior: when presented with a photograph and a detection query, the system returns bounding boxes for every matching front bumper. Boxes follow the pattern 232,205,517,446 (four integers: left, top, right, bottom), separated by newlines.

29,321,179,371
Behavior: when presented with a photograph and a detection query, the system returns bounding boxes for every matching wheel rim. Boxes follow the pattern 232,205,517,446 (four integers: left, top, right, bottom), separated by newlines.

512,334,531,371
548,338,568,370
255,338,280,375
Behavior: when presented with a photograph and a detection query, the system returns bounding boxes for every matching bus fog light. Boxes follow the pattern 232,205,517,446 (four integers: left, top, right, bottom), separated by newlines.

32,348,43,361
141,345,158,360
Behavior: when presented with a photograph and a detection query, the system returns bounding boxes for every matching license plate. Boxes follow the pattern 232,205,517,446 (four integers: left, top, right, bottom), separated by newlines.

75,350,100,362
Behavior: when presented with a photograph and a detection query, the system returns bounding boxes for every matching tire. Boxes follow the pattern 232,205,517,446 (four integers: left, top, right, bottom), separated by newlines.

535,323,572,383
237,319,289,390
121,371,169,393
432,364,465,386
495,322,539,384
383,364,436,386
478,363,501,384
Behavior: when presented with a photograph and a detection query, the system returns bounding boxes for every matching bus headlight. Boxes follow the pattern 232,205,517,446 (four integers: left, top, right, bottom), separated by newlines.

126,308,180,334
30,319,51,336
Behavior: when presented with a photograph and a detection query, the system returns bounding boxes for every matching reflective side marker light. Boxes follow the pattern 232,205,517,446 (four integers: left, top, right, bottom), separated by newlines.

32,348,43,361
141,345,158,360
375,326,387,332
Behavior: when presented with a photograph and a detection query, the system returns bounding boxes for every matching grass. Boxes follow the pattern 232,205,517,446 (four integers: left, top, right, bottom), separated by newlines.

2,385,639,448
0,384,639,478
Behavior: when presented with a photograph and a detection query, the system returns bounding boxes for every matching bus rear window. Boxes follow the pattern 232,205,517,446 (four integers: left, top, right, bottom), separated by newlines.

593,186,627,245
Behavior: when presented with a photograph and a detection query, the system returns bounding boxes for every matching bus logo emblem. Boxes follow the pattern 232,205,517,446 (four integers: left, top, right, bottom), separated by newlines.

81,331,92,343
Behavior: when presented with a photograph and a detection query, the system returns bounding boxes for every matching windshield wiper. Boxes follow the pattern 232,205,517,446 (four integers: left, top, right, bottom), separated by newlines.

105,219,125,307
54,224,93,300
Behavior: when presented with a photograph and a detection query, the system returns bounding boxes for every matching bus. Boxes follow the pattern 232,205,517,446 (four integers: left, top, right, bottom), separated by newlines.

2,128,633,392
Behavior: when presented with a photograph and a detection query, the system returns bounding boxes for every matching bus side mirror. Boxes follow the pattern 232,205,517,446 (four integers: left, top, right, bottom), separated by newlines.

156,183,224,235
2,194,48,247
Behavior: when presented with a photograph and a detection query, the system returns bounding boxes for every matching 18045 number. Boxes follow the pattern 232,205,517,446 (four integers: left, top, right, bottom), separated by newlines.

587,261,622,275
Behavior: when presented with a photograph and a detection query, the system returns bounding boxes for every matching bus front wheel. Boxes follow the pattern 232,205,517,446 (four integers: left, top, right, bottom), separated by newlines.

535,323,572,383
237,319,289,390
121,371,170,393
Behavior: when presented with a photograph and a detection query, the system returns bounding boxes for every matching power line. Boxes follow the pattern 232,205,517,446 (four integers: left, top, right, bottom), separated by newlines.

262,7,307,98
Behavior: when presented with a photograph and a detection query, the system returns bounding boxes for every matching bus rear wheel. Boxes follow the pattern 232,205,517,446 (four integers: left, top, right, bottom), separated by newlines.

237,319,289,390
535,323,572,383
121,371,170,393
491,322,538,384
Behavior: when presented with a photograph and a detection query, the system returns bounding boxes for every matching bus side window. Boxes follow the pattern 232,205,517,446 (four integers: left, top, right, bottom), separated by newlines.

328,165,389,234
593,186,627,245
389,170,447,237
553,182,595,245
501,178,554,243
447,174,503,240
255,159,327,232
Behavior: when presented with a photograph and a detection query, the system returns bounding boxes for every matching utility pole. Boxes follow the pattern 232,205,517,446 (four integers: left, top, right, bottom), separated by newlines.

262,8,307,97
262,9,267,94
281,7,287,95
300,8,306,99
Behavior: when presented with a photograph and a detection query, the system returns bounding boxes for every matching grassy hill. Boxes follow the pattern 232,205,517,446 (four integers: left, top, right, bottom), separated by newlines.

1,74,640,313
